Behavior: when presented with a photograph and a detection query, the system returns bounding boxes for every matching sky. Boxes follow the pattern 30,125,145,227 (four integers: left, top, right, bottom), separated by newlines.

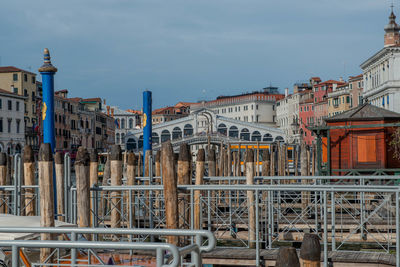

0,0,394,109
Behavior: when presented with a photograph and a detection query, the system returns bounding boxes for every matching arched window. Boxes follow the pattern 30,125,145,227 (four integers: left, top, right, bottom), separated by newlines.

275,136,284,142
172,127,182,140
138,135,143,149
121,133,125,143
116,133,120,144
217,123,227,136
240,128,250,141
129,119,133,129
121,119,125,129
263,133,273,142
126,138,136,151
183,124,194,137
251,131,261,141
229,126,239,138
152,132,160,145
161,130,171,143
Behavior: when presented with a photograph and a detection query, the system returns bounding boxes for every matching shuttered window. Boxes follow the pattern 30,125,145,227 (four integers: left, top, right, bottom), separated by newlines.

357,136,376,163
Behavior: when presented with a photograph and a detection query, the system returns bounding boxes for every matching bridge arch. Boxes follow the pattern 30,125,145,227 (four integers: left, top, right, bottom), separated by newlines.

275,136,284,142
217,123,227,136
161,130,171,143
263,133,273,142
184,124,194,137
126,138,137,151
152,132,159,145
240,128,250,141
251,131,261,141
229,126,238,138
172,127,182,140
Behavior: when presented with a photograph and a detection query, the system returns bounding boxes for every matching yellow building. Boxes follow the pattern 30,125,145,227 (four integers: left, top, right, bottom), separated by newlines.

327,83,352,117
0,67,39,146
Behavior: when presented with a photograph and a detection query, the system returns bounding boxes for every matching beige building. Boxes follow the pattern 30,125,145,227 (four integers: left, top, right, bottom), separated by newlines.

327,83,352,117
0,67,39,146
349,74,364,107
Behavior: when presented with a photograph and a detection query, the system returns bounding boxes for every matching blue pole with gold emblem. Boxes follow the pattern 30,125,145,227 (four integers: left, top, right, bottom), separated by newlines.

143,90,152,172
39,48,57,215
39,48,57,152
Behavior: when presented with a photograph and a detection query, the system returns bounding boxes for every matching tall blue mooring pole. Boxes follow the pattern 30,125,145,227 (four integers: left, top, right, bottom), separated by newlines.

39,48,58,214
143,90,152,173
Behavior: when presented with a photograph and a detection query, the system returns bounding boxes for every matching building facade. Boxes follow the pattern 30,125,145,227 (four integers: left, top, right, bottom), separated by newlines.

0,67,40,147
349,74,364,107
0,89,25,154
327,83,352,117
191,87,284,128
361,10,400,113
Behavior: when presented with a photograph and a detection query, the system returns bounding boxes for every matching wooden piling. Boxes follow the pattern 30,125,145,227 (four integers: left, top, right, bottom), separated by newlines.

301,142,309,213
110,145,123,229
300,233,321,267
155,150,161,178
194,149,205,230
89,149,98,226
208,148,216,177
155,151,161,216
75,147,90,238
0,153,7,213
246,149,256,248
270,144,275,177
38,143,55,263
275,247,300,267
227,145,232,176
137,152,142,177
126,152,136,227
294,145,299,177
261,150,270,176
162,142,178,245
101,153,110,217
177,144,190,230
23,146,35,216
55,152,65,222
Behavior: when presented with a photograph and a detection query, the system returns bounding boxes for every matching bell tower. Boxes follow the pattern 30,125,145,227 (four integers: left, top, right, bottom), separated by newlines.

384,5,400,47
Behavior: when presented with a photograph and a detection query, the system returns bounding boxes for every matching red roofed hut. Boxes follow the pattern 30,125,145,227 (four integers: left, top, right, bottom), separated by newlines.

311,103,400,175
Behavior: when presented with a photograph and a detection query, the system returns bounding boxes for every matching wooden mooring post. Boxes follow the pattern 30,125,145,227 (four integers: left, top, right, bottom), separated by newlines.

89,149,98,226
75,147,91,239
208,148,216,177
23,146,35,216
38,143,55,263
300,233,321,267
110,145,122,229
126,152,136,227
0,152,7,213
161,142,178,245
55,152,65,222
194,149,205,230
177,144,190,230
246,149,256,249
275,247,300,267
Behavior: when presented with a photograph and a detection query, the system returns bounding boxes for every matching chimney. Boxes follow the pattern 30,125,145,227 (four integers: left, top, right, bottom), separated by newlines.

339,77,344,82
106,106,110,116
285,88,289,97
111,108,114,117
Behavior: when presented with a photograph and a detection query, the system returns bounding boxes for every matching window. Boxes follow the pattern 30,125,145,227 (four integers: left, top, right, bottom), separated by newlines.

13,87,18,94
32,76,35,84
32,105,35,114
0,99,2,109
16,102,19,111
16,120,20,133
357,136,376,162
13,74,18,81
8,100,12,110
32,92,35,101
24,74,27,82
0,118,2,132
24,89,28,97
7,119,11,133
256,104,258,110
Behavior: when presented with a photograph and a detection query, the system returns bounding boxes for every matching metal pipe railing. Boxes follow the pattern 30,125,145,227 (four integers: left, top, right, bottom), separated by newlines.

0,239,179,267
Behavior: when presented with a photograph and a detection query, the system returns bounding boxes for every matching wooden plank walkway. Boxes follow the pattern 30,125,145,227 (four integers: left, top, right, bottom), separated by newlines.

202,248,396,266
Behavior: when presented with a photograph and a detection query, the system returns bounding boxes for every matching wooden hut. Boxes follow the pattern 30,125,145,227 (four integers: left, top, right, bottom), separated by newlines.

312,103,400,175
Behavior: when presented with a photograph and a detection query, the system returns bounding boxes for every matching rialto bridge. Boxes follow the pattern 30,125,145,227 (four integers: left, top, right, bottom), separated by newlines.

124,108,285,151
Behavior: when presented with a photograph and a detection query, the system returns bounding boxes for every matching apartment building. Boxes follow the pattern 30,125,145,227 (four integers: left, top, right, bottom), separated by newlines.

0,89,25,154
0,67,40,147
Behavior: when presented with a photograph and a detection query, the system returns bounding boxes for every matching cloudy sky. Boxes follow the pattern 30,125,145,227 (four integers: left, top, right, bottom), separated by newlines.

0,0,393,109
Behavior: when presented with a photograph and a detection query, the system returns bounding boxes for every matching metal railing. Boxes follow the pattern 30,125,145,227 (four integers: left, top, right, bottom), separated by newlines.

0,227,216,267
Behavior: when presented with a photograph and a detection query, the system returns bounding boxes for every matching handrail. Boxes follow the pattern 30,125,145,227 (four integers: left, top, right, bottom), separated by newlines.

0,227,216,253
0,240,179,267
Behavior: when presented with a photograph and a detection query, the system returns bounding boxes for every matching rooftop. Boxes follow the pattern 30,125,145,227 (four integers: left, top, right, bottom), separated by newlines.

0,66,36,76
325,103,400,122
